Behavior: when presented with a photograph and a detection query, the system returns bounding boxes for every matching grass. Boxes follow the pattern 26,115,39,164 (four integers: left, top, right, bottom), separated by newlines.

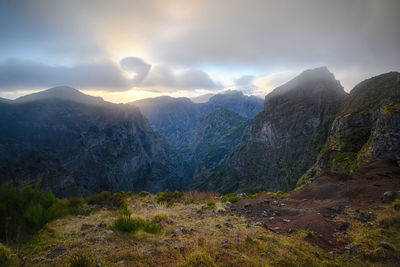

0,242,17,267
69,252,92,267
8,191,400,266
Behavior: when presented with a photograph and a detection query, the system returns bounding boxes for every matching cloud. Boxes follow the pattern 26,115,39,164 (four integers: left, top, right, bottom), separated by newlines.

141,64,223,92
0,57,223,93
119,57,152,83
0,58,131,91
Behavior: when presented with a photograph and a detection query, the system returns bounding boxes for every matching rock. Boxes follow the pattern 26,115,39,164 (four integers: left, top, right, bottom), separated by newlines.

106,230,114,234
244,203,252,208
81,224,95,231
270,227,281,233
263,199,271,204
272,200,279,206
379,241,394,250
382,191,400,203
344,245,363,254
47,246,67,259
221,239,229,244
268,217,276,224
76,215,85,219
95,264,101,267
282,219,291,223
234,238,240,242
216,224,222,229
97,222,107,228
338,222,350,232
328,206,343,213
224,222,234,228
247,221,263,227
116,260,125,265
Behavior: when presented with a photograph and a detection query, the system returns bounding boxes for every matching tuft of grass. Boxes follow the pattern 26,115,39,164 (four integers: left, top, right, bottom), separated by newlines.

205,200,216,207
379,213,400,229
69,252,92,267
151,214,168,224
392,199,400,212
0,242,17,267
137,191,151,197
86,191,124,208
156,190,184,205
179,252,215,267
223,193,240,203
114,216,146,233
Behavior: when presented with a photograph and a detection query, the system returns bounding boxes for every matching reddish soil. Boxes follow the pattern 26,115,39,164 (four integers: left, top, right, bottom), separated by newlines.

229,159,400,251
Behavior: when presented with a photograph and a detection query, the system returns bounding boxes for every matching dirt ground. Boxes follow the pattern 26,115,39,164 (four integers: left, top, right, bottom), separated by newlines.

229,159,400,251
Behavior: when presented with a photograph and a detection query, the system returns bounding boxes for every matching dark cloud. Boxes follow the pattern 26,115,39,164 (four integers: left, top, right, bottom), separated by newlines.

0,59,131,91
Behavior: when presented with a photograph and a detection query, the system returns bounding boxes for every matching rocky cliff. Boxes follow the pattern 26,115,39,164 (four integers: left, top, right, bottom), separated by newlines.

196,67,348,193
0,87,185,196
132,91,263,153
298,71,400,185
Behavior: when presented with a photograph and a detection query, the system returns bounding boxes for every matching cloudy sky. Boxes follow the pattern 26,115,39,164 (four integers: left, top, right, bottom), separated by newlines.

0,0,399,102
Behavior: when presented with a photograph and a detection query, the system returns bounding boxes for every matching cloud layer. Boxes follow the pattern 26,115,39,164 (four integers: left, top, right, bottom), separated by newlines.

0,0,399,96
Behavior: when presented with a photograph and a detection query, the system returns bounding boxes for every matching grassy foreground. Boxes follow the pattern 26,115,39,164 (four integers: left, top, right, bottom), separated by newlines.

1,190,399,266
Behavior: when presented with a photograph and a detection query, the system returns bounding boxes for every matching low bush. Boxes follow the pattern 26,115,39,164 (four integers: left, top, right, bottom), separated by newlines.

113,208,163,234
0,182,72,243
269,190,288,199
223,193,240,203
151,214,168,224
0,242,17,266
138,191,151,197
156,190,184,205
69,252,92,267
86,191,124,208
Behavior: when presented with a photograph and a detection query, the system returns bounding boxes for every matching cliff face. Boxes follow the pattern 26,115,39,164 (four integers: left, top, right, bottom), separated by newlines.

196,67,348,193
0,88,185,196
133,91,263,153
299,72,400,185
190,108,251,183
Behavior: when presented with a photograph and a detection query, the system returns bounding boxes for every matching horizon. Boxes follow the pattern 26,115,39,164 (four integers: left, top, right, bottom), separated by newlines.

0,0,399,103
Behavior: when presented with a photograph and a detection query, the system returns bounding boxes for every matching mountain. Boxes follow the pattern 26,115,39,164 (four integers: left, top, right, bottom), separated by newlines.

190,93,215,103
298,71,400,185
14,86,105,106
190,108,251,181
0,97,12,103
196,67,348,193
0,89,185,197
132,91,263,152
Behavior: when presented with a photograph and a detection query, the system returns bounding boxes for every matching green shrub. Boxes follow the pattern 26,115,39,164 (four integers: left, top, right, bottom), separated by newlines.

205,200,216,207
143,223,162,234
245,192,264,199
156,190,184,205
0,243,17,267
114,216,146,233
269,190,288,199
223,193,240,203
138,191,151,197
0,182,70,243
86,191,124,208
392,199,400,212
69,252,92,267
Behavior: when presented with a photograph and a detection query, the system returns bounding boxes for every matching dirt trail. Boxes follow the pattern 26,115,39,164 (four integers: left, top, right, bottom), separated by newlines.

228,159,400,251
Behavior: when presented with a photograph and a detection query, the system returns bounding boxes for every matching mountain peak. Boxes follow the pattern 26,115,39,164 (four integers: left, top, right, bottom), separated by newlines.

14,86,105,105
266,67,344,101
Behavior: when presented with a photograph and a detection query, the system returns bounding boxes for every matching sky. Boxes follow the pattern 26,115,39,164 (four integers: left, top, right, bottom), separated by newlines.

0,0,399,103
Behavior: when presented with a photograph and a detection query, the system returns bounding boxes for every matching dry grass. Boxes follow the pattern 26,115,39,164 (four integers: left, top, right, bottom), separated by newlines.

13,195,399,266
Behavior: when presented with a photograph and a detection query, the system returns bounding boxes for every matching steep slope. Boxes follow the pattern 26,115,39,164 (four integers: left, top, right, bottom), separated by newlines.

196,67,348,193
132,91,263,152
190,109,251,181
0,89,185,196
298,71,400,185
133,96,199,151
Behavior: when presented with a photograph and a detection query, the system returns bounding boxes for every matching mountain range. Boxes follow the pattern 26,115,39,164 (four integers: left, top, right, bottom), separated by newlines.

0,68,399,196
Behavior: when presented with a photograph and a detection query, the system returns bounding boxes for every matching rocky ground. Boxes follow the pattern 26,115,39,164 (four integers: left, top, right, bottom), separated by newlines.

8,160,400,266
